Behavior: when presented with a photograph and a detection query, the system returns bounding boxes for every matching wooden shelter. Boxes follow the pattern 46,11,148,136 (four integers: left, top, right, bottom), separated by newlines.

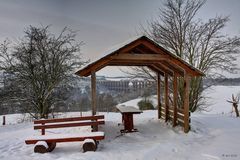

75,36,204,133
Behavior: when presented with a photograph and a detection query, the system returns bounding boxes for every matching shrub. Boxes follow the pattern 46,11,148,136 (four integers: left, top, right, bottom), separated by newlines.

137,99,154,110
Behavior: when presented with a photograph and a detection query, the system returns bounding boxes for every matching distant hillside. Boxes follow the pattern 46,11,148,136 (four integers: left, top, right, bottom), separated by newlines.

203,77,240,86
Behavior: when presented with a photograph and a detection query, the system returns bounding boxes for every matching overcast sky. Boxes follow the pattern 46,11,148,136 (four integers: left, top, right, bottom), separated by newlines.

0,0,240,76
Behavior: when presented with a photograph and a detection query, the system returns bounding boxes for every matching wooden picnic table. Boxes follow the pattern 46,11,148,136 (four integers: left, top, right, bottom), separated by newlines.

116,105,142,133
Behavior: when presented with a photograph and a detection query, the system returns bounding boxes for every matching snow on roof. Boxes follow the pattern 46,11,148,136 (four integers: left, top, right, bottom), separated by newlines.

99,35,143,59
78,35,143,70
76,35,205,76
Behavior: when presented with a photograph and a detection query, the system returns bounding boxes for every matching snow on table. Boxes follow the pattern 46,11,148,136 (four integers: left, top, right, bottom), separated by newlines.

116,105,142,113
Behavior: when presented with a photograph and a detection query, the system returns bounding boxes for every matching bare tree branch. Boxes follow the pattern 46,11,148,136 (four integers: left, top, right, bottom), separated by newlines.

126,0,240,112
0,25,87,119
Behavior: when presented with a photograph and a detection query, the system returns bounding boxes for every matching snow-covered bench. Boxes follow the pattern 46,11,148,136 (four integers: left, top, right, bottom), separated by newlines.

25,115,105,153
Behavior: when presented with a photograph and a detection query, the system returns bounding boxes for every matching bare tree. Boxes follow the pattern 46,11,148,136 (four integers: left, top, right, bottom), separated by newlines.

127,0,240,112
227,94,239,117
0,26,86,119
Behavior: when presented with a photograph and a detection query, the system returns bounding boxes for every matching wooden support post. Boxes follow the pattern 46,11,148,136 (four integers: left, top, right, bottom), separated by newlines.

3,116,6,125
34,141,48,153
164,73,169,122
183,73,190,133
41,122,45,135
123,113,134,132
91,71,97,116
83,139,97,152
157,73,161,119
91,71,97,131
173,73,178,127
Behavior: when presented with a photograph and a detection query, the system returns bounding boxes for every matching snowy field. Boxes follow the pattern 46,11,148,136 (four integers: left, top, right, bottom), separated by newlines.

0,85,240,160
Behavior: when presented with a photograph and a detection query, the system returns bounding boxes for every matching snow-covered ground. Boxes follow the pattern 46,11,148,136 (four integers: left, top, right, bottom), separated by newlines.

118,95,158,108
203,85,240,114
0,85,240,160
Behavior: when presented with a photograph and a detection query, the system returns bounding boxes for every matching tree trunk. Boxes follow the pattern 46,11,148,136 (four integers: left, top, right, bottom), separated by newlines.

2,116,5,125
233,104,239,117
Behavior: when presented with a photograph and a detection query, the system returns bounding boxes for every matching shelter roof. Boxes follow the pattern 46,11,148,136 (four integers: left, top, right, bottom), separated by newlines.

75,36,205,77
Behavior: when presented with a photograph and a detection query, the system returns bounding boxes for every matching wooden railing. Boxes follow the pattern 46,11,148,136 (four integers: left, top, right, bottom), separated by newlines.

159,105,190,127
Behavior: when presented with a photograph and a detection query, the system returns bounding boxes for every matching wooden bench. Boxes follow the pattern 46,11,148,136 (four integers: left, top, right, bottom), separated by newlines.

25,115,105,153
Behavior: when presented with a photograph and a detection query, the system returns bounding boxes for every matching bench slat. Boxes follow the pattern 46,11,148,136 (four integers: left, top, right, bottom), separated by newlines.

34,115,104,124
25,135,104,144
34,121,105,130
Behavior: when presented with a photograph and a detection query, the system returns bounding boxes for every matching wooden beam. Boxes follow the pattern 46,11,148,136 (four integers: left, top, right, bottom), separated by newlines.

76,57,111,77
153,64,173,77
164,73,169,122
34,115,104,124
108,61,152,66
91,71,97,116
34,121,105,130
161,61,184,77
147,65,164,76
119,39,143,53
141,40,204,76
173,73,178,127
157,73,161,119
166,58,202,76
141,40,166,54
111,53,168,61
25,135,105,144
183,73,190,133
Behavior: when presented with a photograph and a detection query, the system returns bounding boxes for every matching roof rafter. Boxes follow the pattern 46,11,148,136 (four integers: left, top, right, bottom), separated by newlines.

147,65,165,76
151,64,174,77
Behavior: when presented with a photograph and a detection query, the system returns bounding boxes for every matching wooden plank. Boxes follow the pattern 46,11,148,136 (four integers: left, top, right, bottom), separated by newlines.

161,61,184,77
25,135,105,144
152,64,173,76
34,115,105,124
169,111,184,121
177,109,184,114
147,65,164,76
76,57,111,77
173,73,178,127
108,61,152,66
91,71,97,116
160,105,184,115
176,119,184,127
119,38,144,53
183,73,190,133
141,40,204,76
161,110,184,121
157,73,161,119
165,58,202,76
41,123,45,135
34,121,105,130
164,73,169,122
111,54,168,61
160,113,184,127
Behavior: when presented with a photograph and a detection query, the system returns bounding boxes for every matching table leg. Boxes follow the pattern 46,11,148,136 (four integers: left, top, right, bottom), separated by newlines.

123,113,134,132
